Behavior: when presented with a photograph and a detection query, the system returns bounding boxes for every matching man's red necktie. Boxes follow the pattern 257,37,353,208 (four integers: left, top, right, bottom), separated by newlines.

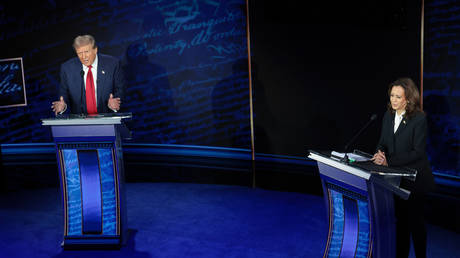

86,65,97,114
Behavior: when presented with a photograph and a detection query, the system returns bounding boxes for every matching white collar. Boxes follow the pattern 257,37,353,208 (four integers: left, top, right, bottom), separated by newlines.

395,110,405,119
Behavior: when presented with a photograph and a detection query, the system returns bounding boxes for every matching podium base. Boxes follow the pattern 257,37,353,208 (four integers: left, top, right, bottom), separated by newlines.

62,235,122,250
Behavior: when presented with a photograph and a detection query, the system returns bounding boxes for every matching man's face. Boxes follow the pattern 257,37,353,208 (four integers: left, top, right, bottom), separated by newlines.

75,44,97,67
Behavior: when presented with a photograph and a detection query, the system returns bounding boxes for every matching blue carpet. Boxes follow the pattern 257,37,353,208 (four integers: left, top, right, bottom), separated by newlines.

0,183,327,258
0,183,459,257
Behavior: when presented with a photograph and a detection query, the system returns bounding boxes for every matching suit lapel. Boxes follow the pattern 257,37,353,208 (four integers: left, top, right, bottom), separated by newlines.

394,114,407,137
387,113,396,154
96,55,106,111
74,59,87,113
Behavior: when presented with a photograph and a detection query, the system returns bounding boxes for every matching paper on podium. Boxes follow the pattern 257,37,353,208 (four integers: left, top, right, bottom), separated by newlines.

331,151,370,162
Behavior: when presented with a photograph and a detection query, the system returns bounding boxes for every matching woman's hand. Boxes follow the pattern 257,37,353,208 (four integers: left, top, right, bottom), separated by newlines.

372,150,388,166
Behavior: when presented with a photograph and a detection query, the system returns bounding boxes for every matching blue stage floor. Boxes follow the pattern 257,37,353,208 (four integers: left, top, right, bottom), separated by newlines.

0,183,459,257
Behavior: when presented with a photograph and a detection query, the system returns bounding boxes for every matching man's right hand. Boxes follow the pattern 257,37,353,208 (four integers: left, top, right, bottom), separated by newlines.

52,96,66,115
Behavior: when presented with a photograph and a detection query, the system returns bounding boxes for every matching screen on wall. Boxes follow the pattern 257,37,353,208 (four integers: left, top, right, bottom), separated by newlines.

424,0,460,178
0,1,251,149
0,57,27,108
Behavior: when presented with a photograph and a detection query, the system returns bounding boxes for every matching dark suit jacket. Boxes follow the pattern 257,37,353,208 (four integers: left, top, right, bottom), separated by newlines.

376,110,435,194
59,54,125,114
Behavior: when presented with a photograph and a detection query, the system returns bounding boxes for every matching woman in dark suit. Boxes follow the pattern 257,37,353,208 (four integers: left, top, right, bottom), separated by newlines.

372,78,435,258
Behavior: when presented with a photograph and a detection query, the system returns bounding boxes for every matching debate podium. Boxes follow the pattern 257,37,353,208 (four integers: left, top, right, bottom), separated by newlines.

308,150,416,258
42,113,131,249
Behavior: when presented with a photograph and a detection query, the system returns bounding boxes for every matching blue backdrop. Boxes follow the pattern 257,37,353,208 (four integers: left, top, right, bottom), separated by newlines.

0,0,251,148
0,1,459,179
424,0,460,178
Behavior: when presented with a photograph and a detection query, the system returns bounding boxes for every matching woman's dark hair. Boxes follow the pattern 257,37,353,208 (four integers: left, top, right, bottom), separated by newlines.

387,77,422,118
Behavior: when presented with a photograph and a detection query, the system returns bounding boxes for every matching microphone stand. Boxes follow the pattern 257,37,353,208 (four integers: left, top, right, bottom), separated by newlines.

341,114,377,163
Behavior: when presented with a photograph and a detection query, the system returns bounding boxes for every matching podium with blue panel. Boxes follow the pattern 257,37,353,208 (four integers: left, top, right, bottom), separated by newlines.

42,113,131,249
308,150,416,258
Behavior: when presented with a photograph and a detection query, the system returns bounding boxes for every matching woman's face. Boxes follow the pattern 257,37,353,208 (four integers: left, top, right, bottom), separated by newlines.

390,85,407,114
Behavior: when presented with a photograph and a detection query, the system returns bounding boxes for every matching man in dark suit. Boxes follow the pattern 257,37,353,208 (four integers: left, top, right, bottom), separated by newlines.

373,78,435,258
52,35,125,115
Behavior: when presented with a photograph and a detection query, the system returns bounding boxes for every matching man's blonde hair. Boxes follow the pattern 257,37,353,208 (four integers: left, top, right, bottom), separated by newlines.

73,35,97,50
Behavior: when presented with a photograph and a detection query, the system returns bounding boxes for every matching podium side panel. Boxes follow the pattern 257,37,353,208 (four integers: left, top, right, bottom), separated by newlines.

356,199,371,257
327,189,344,257
78,150,103,234
55,138,122,247
61,149,82,236
317,162,368,194
114,128,127,242
368,180,396,258
52,125,116,138
98,149,118,235
317,162,372,258
47,122,127,248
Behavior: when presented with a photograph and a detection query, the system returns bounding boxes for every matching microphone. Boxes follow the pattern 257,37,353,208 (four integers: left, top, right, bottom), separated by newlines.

80,70,85,115
342,114,377,162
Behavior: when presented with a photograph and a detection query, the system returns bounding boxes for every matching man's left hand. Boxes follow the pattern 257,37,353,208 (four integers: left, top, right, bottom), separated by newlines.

108,93,121,111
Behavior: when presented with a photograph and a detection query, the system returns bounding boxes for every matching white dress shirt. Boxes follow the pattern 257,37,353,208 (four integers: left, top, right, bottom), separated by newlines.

394,110,405,133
